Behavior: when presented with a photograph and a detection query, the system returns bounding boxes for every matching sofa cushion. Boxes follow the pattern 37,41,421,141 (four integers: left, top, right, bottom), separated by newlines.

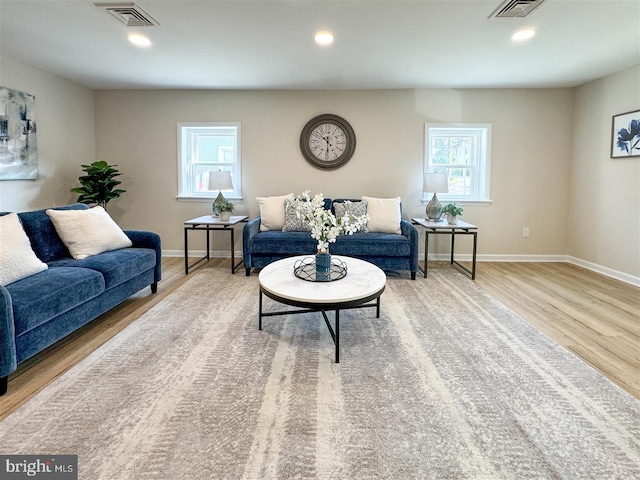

0,213,48,286
257,193,295,231
282,199,312,232
331,232,411,257
361,196,402,234
6,267,105,336
333,199,369,232
17,204,89,263
47,206,133,260
49,248,156,290
250,231,317,255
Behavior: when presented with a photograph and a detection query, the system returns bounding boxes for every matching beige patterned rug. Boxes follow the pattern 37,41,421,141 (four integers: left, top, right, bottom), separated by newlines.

0,268,639,479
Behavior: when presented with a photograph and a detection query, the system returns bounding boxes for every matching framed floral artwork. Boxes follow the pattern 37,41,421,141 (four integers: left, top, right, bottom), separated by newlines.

611,109,640,158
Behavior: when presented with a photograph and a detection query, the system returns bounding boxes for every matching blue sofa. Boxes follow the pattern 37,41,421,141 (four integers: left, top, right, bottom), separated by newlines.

0,204,161,395
243,198,419,279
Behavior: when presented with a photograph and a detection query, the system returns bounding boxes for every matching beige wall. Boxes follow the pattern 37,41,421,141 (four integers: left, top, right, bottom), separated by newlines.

0,56,95,211
6,52,635,281
569,66,640,278
95,88,574,257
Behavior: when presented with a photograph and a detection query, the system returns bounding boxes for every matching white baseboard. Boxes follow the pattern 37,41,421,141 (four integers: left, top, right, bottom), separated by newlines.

164,250,640,287
434,253,567,263
566,256,640,287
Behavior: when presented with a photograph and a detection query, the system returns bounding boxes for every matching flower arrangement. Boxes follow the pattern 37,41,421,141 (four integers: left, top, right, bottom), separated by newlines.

295,190,368,253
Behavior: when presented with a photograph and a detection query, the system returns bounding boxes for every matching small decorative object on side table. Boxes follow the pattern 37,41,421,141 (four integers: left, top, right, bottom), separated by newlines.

213,199,234,221
441,203,464,225
423,173,449,221
208,170,234,217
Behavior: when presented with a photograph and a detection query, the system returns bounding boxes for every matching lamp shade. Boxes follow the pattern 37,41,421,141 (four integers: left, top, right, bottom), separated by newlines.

423,173,449,193
208,171,234,191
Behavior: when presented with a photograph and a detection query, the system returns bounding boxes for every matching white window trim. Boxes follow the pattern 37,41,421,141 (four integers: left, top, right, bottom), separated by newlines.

424,123,492,204
176,122,242,202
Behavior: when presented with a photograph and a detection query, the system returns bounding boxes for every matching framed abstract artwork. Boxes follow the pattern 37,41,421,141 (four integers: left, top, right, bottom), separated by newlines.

611,109,640,158
0,86,38,180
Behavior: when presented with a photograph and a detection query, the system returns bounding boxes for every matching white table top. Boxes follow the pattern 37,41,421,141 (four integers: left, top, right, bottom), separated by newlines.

184,215,248,226
259,255,386,305
412,217,477,230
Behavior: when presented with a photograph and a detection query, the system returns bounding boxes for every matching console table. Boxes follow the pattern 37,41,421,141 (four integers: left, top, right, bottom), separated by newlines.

411,218,478,280
184,215,248,274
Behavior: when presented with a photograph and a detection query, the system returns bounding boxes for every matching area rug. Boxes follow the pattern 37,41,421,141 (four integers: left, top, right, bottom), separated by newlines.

0,268,638,479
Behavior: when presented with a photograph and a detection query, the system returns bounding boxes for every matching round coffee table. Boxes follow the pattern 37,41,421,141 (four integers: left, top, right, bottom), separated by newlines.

258,255,386,362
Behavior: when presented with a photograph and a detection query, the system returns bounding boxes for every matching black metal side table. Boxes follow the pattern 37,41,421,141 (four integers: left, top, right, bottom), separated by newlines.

411,217,478,280
183,215,248,274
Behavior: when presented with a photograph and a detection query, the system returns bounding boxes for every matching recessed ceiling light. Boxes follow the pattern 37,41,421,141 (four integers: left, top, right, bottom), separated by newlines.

512,28,536,41
314,31,334,46
128,33,151,47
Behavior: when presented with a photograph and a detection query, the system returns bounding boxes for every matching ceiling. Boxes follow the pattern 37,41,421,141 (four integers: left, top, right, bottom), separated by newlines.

0,0,638,90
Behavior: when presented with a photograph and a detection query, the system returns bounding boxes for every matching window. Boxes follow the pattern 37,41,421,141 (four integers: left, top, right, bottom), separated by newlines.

424,124,491,203
177,122,241,200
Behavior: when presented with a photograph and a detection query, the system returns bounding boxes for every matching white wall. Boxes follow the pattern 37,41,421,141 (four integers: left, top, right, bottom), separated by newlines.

0,56,95,212
95,88,574,258
569,66,640,279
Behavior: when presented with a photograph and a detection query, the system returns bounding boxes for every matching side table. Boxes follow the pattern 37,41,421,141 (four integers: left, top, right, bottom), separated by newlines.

184,215,248,274
411,217,478,280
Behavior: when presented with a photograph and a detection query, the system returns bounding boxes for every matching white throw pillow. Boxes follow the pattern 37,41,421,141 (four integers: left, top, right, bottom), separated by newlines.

361,196,402,234
0,213,48,285
46,206,133,260
257,193,295,231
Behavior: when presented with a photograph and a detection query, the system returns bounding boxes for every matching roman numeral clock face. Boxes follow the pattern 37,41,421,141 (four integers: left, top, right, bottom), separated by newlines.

300,114,356,169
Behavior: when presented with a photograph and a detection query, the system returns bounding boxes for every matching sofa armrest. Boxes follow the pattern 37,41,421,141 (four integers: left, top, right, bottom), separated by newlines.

0,285,17,378
243,217,262,272
124,230,162,283
400,219,419,273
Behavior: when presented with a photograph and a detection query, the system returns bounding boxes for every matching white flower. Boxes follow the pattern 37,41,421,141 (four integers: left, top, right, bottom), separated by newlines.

295,191,368,253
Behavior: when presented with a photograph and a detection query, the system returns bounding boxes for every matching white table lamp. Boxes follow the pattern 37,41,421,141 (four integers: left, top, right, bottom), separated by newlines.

423,173,449,221
208,171,234,216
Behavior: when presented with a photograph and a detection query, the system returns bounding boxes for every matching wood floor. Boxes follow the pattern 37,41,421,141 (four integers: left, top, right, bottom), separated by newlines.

1,258,638,421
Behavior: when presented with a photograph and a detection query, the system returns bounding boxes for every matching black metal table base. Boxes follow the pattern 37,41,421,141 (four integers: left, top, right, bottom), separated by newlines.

418,228,478,280
258,288,383,363
184,223,243,274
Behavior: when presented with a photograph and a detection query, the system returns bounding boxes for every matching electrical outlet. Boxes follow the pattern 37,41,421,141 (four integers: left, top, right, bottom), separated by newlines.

523,227,530,238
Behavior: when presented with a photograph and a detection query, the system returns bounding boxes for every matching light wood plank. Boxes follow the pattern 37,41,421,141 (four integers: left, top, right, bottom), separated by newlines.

474,262,640,399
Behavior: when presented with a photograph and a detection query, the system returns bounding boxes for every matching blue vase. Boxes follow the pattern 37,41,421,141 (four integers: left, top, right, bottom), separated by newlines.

315,252,332,282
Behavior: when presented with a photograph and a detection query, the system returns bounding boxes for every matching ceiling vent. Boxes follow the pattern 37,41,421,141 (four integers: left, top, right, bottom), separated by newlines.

94,2,159,27
489,0,546,18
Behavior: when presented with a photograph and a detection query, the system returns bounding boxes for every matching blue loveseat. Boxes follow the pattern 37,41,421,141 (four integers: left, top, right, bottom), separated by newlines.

243,198,419,279
0,204,161,395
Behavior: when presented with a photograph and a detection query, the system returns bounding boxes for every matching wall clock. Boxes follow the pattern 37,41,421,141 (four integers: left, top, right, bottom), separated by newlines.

300,114,356,169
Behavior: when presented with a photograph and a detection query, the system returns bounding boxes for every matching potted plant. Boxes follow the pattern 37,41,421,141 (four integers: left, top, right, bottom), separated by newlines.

71,161,126,210
213,199,234,221
441,203,464,225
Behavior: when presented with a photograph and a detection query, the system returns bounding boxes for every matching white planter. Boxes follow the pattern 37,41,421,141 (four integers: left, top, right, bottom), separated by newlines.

219,211,231,221
446,213,458,225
